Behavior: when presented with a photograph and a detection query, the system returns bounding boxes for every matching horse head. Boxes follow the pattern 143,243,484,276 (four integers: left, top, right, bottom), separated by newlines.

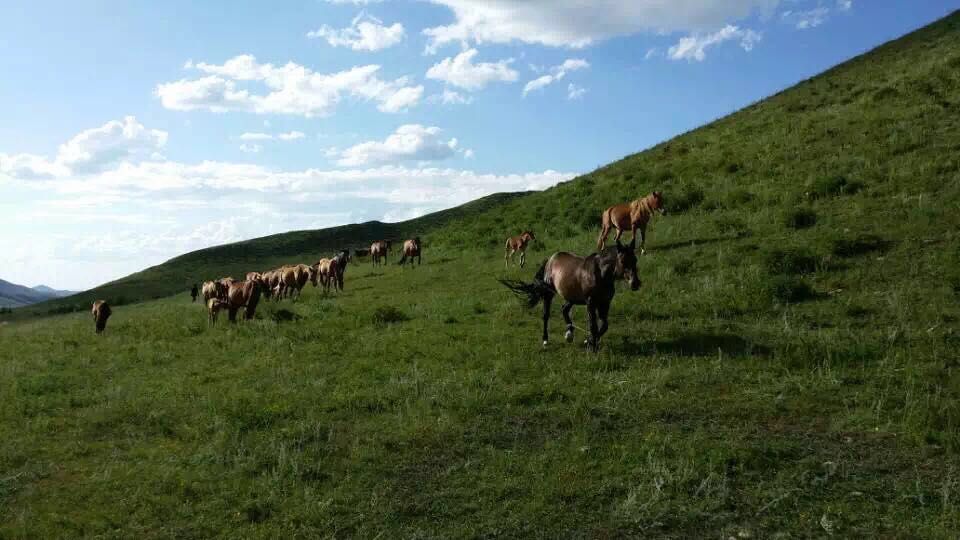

652,191,666,215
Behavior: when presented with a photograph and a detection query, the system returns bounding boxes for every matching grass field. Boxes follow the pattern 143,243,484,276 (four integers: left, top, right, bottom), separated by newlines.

2,11,960,538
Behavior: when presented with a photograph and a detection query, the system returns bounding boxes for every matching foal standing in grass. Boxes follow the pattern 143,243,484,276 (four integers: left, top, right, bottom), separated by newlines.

505,230,536,268
501,239,641,352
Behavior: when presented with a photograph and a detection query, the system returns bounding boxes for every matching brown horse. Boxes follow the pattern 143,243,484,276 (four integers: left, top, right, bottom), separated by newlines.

371,240,391,267
597,191,665,254
505,231,536,268
398,237,421,267
500,239,640,352
314,258,339,293
91,300,112,334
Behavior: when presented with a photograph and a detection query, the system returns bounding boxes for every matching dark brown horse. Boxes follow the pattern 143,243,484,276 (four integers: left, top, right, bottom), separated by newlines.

91,300,112,334
597,191,665,254
500,239,640,352
398,237,421,267
505,230,536,268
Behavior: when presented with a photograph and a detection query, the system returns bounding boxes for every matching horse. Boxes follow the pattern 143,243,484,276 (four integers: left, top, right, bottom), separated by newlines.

371,240,391,267
398,237,421,267
500,238,641,352
597,191,665,254
314,258,340,293
505,230,536,268
332,250,350,291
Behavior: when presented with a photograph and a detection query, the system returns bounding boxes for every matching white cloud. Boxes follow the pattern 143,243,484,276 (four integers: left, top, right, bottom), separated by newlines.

425,48,518,91
238,130,305,141
667,25,761,61
157,55,423,117
522,58,589,97
0,116,166,180
837,0,853,12
428,89,474,105
239,143,262,153
567,83,587,100
335,124,462,167
307,13,405,51
781,7,829,29
644,48,661,60
423,0,780,52
322,0,382,4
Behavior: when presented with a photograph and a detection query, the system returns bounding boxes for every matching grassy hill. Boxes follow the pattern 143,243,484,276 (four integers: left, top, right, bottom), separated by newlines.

2,12,960,538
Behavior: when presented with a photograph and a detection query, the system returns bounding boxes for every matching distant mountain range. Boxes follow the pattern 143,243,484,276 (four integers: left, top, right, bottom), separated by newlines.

0,279,78,308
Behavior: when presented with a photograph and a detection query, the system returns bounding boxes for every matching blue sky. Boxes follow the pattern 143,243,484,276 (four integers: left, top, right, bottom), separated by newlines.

1,0,956,290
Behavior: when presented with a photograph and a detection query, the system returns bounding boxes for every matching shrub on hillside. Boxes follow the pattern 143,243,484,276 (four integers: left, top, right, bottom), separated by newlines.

830,234,892,258
784,208,817,229
372,306,409,327
670,188,705,213
807,175,864,199
763,248,819,275
767,275,817,304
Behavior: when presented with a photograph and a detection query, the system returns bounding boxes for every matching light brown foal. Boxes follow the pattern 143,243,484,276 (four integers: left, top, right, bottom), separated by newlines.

504,230,536,267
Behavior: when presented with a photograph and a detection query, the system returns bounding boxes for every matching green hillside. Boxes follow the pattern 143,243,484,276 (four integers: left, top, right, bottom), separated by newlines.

2,12,960,538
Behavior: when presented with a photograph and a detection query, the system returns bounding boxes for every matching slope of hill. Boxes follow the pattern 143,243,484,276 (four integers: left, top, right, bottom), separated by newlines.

2,12,960,538
0,279,76,308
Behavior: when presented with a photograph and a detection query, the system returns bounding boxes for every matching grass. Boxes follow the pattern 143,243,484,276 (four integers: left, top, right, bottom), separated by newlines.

2,10,960,538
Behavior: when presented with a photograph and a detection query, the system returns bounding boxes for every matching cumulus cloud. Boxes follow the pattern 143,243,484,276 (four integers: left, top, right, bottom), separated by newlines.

239,143,262,153
522,58,589,97
307,12,405,51
156,54,423,116
425,48,518,91
334,124,465,167
0,116,166,180
422,0,780,52
667,25,761,61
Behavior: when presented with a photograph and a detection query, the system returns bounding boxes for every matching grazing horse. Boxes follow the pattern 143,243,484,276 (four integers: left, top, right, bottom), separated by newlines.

91,300,112,334
505,230,536,268
500,239,641,352
597,191,665,254
225,280,261,322
398,237,421,267
371,240,391,267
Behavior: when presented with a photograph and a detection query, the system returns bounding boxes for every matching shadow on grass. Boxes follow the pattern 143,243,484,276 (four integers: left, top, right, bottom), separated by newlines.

612,333,772,358
652,237,729,253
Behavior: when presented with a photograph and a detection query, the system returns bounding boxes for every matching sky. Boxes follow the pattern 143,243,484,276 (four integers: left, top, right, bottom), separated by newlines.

1,1,957,291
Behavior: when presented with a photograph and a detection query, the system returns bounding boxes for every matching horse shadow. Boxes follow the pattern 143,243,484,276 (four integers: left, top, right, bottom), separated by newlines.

611,333,772,358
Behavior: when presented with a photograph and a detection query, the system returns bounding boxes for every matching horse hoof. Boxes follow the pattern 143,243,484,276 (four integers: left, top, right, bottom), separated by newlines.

542,341,548,347
565,330,573,343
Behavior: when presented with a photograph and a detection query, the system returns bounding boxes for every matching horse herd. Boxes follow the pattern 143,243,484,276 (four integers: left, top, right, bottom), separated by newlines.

89,192,666,352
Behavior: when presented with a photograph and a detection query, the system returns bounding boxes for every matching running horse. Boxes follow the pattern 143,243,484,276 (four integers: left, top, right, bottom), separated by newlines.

500,238,641,352
504,230,536,268
597,191,665,254
398,237,422,267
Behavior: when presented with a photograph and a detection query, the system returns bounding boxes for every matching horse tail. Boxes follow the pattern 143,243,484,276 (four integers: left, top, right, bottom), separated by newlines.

499,260,552,309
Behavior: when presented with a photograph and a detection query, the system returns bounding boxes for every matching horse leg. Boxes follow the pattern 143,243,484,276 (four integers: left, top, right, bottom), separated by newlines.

520,250,526,268
586,302,600,352
418,253,421,266
613,227,623,245
631,223,638,250
541,293,554,347
596,301,610,341
561,301,575,343
640,223,647,254
597,225,608,250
